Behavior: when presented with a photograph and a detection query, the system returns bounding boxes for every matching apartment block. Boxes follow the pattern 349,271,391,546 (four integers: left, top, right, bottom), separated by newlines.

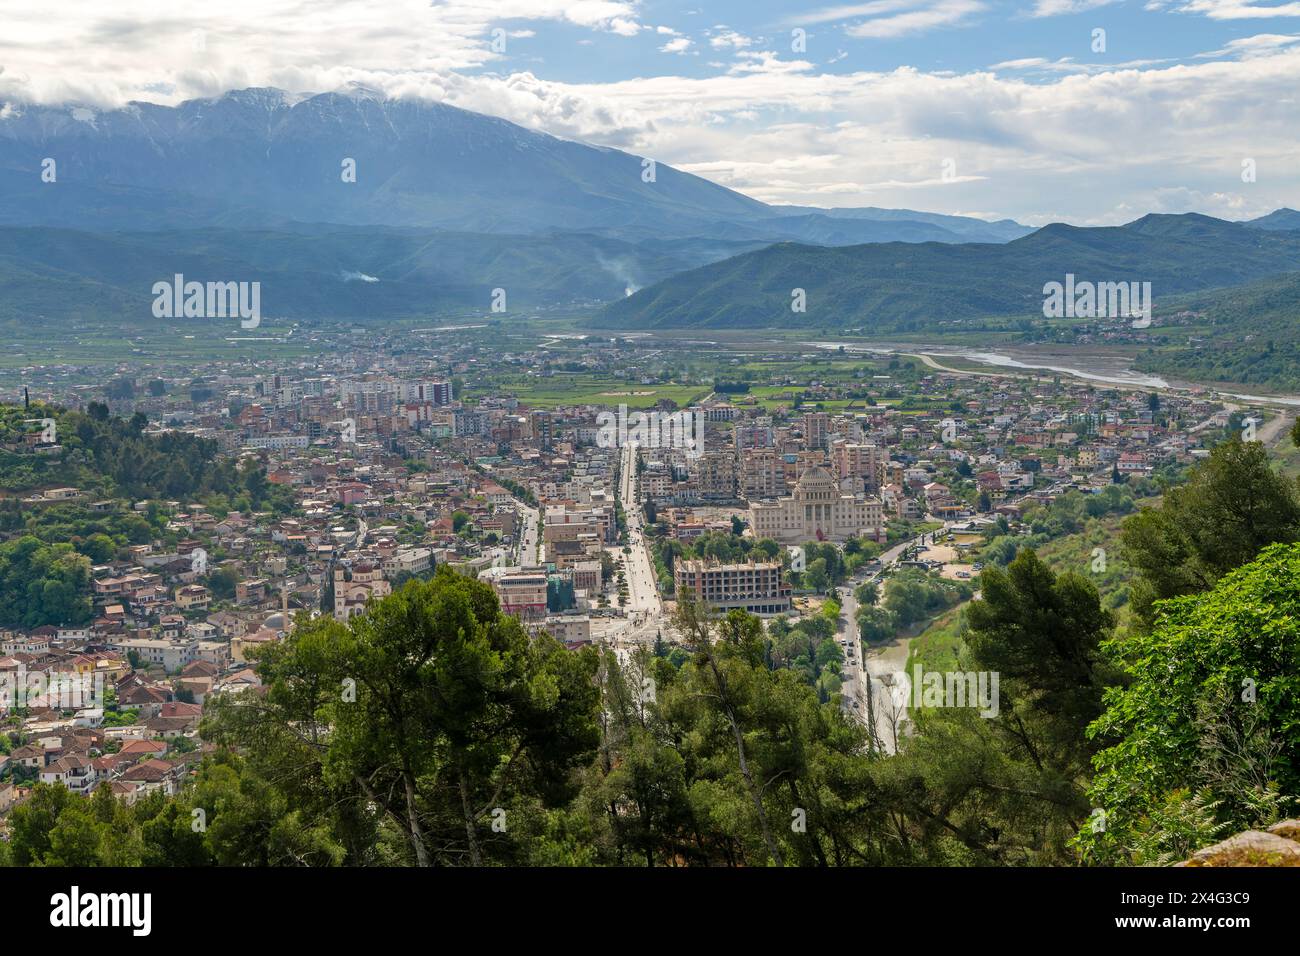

674,558,792,616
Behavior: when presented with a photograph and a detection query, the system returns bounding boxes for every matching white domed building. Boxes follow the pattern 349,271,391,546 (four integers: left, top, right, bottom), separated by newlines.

748,466,885,544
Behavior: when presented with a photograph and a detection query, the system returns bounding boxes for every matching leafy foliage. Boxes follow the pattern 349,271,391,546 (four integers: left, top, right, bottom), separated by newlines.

0,536,92,628
1120,438,1300,628
1080,542,1300,863
202,567,601,866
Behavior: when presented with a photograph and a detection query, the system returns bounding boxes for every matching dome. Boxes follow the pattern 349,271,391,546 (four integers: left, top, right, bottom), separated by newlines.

796,466,835,489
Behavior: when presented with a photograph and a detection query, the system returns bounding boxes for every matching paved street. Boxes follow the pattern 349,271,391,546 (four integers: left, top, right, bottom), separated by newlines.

837,522,957,753
516,502,540,565
609,441,669,648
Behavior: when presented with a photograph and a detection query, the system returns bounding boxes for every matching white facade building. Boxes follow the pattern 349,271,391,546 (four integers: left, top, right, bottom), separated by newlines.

748,466,884,544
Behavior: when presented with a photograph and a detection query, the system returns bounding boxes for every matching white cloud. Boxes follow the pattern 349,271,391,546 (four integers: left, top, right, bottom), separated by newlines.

0,0,651,108
606,17,642,36
709,30,755,49
1177,0,1300,18
799,1,931,25
1,0,1299,223
1029,0,1119,16
1198,33,1300,56
844,0,987,39
990,57,1056,69
660,37,693,54
727,51,816,75
990,55,1177,72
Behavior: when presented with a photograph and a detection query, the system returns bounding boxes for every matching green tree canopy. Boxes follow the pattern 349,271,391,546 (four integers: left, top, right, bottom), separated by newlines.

1081,541,1300,864
203,567,602,866
1121,438,1300,628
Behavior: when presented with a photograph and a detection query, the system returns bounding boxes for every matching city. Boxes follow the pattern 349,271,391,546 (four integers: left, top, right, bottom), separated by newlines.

1,0,1298,932
1,330,1285,827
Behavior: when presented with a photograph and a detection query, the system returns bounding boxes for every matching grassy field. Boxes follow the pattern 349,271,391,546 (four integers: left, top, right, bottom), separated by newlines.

459,347,934,412
0,321,321,367
907,604,967,674
908,506,1144,675
461,372,711,410
1273,425,1300,479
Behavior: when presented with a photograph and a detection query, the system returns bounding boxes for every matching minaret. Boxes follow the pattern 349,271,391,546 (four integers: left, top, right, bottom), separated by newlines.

280,583,293,633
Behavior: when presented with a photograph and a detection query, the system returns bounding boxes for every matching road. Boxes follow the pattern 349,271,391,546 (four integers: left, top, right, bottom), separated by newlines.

609,441,668,647
1257,409,1294,447
836,522,958,753
910,352,1007,379
516,502,540,566
477,444,667,647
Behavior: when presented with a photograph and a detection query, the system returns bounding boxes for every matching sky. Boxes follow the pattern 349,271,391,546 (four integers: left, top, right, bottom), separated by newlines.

1,0,1298,225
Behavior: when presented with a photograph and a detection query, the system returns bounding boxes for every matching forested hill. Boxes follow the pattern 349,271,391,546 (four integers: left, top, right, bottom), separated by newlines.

0,402,294,630
1135,270,1300,390
0,402,280,502
0,226,772,325
595,212,1300,332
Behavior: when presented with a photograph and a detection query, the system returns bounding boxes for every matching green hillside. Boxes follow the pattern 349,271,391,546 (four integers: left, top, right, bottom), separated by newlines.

0,226,765,327
594,213,1300,331
1135,271,1300,389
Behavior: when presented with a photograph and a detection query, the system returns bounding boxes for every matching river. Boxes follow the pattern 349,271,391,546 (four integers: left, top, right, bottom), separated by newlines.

810,341,1300,408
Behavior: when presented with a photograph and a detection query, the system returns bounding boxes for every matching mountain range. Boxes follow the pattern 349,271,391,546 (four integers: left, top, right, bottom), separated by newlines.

0,87,1027,246
0,227,771,322
595,211,1300,331
1,86,1298,340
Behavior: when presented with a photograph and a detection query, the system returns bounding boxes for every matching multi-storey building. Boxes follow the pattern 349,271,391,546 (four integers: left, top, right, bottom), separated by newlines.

832,441,885,494
40,754,96,795
695,449,737,499
674,558,792,616
381,547,433,577
737,446,788,501
748,466,884,544
544,505,614,545
490,571,549,622
112,637,199,673
802,411,831,451
734,422,774,449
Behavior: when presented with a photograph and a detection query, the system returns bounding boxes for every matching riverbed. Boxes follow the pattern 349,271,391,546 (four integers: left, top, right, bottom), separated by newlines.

810,341,1300,408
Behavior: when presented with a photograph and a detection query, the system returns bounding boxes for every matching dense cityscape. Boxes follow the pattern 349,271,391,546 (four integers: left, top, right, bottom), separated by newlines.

0,329,1281,820
2,0,1299,936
